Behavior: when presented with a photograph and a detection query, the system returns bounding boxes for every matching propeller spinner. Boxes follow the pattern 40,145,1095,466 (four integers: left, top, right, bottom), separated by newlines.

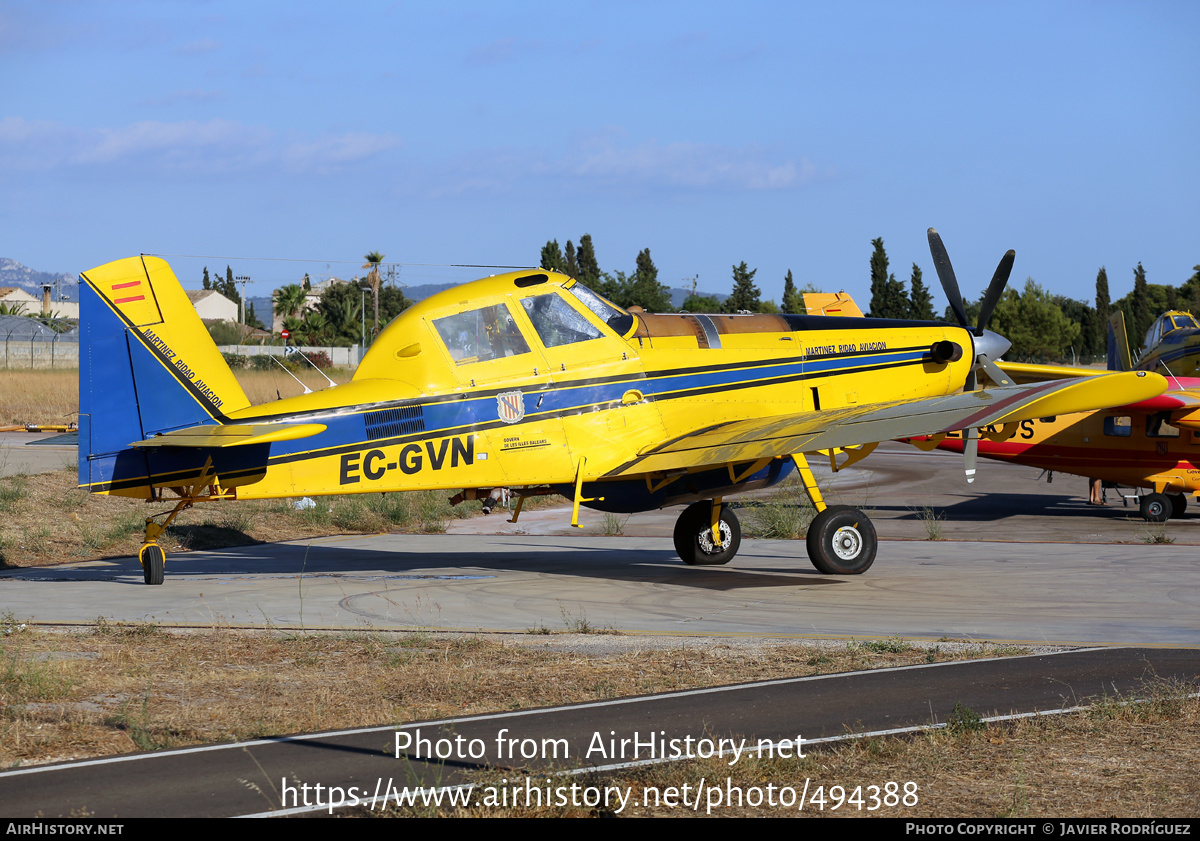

926,227,1016,483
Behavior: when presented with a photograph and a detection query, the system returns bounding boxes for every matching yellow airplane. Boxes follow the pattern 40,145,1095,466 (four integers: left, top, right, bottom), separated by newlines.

78,230,1167,584
909,309,1200,521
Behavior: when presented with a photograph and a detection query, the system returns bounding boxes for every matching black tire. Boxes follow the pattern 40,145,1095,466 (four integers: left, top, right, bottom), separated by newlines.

673,501,741,566
1140,492,1171,523
806,505,877,575
139,544,165,586
1168,493,1188,519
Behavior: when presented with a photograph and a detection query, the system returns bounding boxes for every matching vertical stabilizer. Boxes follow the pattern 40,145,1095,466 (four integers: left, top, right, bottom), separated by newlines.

1107,310,1132,372
78,256,251,493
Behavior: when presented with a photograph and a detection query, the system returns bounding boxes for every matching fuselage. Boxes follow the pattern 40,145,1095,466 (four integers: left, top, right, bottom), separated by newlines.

205,271,974,502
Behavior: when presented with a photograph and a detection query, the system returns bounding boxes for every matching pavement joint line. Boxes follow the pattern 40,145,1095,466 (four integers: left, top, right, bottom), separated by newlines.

0,645,1123,780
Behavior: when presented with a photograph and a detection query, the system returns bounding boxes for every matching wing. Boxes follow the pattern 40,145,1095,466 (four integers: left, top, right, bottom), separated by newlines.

995,360,1106,383
603,371,1167,477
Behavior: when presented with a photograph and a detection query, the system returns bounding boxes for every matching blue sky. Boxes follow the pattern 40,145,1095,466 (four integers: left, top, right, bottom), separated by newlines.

2,1,1196,310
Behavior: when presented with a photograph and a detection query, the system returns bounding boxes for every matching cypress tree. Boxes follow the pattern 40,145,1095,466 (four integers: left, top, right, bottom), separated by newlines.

724,262,761,313
540,240,565,273
202,267,211,290
576,234,601,285
627,248,671,312
868,238,889,318
908,263,935,320
564,240,578,279
781,269,803,314
1131,263,1151,344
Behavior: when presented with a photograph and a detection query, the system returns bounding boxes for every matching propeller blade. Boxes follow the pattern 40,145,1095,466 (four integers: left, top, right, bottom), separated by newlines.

964,427,979,484
979,356,1013,388
928,227,968,328
976,249,1015,332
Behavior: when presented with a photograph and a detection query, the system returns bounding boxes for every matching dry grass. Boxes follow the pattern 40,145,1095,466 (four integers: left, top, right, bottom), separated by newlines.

0,469,471,569
0,368,353,428
0,370,78,426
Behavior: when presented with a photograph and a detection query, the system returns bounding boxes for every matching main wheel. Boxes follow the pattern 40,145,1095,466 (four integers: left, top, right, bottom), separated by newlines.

1140,492,1171,522
1168,493,1188,519
806,505,877,575
139,544,165,586
673,501,741,566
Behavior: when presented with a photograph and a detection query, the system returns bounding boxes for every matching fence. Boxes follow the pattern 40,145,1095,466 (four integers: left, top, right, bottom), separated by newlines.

1,331,79,369
217,345,362,369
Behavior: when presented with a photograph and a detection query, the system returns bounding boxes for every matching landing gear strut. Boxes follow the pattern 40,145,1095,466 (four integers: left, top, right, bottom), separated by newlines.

794,452,877,575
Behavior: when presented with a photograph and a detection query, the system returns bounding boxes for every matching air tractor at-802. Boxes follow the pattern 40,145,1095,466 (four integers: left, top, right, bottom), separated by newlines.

77,230,1165,583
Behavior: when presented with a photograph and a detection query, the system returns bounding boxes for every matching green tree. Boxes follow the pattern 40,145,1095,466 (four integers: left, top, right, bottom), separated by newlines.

867,238,908,318
724,262,761,313
273,283,308,327
202,267,211,291
576,234,601,285
989,278,1081,362
1130,262,1151,344
781,269,803,314
680,292,721,312
564,240,578,279
1094,267,1111,356
539,240,565,273
625,248,671,311
908,263,935,320
316,283,365,345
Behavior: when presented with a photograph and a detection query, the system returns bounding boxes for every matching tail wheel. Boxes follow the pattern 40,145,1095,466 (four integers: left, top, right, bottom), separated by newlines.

806,505,877,575
674,501,741,566
1168,493,1188,519
139,544,165,586
1140,492,1171,523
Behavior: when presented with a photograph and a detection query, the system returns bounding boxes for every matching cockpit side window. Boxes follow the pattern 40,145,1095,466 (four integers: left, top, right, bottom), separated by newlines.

521,293,604,348
432,304,530,364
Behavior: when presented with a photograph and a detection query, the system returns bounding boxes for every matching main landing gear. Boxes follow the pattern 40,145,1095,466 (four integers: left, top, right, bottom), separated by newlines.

671,452,878,575
673,499,741,565
1139,491,1188,523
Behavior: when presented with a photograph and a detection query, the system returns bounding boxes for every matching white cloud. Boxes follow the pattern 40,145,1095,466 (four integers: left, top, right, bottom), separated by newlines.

0,117,400,175
426,131,831,197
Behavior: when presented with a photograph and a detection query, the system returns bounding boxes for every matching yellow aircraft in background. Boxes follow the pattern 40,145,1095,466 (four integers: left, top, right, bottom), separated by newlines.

910,309,1200,521
78,230,1166,583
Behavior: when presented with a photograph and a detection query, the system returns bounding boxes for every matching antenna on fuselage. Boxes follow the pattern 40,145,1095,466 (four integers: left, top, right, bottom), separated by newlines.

285,346,338,388
268,353,313,395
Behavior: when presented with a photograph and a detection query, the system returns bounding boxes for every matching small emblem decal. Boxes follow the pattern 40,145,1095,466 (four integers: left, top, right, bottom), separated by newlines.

497,391,525,424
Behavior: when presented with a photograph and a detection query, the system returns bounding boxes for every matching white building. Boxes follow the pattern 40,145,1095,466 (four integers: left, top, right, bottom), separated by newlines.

186,289,239,323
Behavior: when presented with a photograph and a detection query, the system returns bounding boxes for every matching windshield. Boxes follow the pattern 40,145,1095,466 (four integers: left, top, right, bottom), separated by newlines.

567,284,634,335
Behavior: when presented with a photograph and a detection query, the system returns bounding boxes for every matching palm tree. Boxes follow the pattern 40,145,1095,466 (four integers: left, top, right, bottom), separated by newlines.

363,251,384,338
273,283,308,335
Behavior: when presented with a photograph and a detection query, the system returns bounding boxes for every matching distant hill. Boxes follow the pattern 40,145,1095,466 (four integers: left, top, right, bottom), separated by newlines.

0,259,76,301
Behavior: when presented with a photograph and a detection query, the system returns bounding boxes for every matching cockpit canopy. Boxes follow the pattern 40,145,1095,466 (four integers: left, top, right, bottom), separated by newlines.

1144,311,1200,350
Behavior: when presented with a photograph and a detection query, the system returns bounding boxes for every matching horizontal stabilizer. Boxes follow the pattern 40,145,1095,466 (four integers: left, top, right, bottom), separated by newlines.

132,423,327,449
